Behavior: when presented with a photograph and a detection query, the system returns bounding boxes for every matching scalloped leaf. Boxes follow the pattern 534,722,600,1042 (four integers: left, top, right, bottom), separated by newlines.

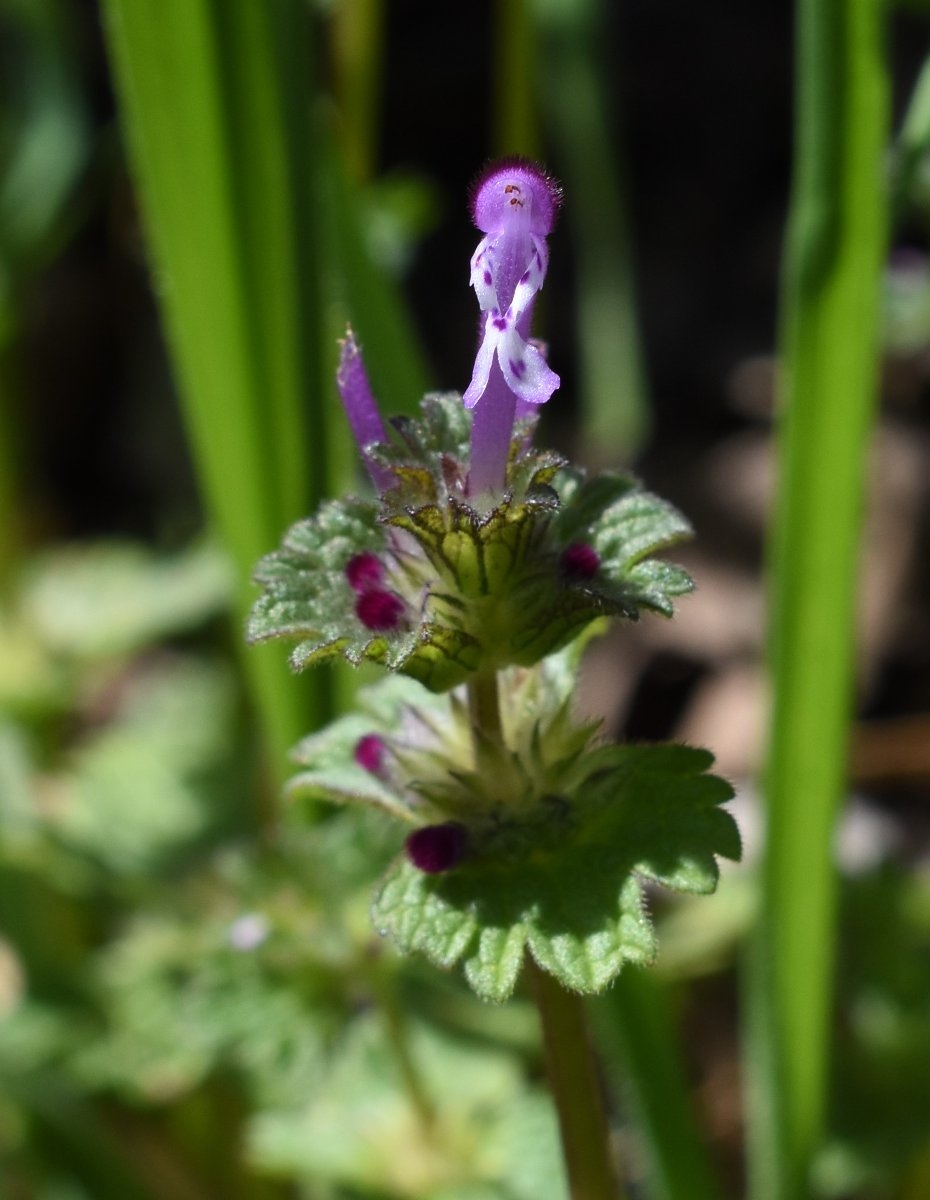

248,495,382,644
557,472,695,618
371,744,740,1002
247,496,482,691
285,674,430,822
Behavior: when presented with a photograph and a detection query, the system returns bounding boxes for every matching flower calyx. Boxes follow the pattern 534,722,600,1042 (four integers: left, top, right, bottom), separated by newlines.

248,395,695,693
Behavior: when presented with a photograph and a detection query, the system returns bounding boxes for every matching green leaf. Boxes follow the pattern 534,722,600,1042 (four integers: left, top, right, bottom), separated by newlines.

248,494,482,692
21,540,232,661
557,471,694,617
372,743,740,1002
246,1012,559,1197
54,657,239,875
248,495,382,646
286,674,429,823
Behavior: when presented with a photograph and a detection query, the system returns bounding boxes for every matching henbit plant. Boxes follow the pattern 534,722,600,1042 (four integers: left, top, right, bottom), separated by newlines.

249,159,741,1198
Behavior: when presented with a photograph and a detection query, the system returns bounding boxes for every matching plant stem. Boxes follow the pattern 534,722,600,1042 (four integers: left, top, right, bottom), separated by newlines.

528,957,622,1200
467,671,504,749
467,671,620,1197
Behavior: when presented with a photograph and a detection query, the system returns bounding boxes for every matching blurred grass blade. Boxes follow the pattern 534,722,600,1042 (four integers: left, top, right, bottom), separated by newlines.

5,1081,159,1200
891,51,930,225
493,0,541,157
529,0,649,460
592,971,723,1200
330,0,385,184
0,0,91,271
323,1,431,419
0,0,93,583
747,1,889,1197
319,133,432,419
0,340,21,583
101,0,333,773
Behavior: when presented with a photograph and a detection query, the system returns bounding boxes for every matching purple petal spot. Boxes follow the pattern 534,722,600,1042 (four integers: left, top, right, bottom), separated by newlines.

483,269,493,285
356,589,405,631
469,157,563,237
406,822,469,874
561,542,601,580
493,316,508,331
354,733,387,774
509,358,526,378
346,552,385,593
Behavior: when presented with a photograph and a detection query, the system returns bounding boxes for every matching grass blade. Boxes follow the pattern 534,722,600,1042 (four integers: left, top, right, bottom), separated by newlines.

746,2,890,1196
593,970,723,1200
101,0,333,773
530,0,649,460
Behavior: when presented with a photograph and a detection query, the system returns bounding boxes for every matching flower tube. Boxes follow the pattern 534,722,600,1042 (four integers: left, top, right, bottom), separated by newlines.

464,159,562,498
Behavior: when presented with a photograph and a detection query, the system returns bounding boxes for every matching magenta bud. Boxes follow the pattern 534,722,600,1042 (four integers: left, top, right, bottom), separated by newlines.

346,552,385,593
354,733,387,774
356,588,405,631
560,542,600,580
406,822,469,874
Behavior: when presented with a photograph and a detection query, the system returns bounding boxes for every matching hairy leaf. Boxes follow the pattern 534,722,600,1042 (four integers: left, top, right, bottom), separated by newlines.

372,743,740,1002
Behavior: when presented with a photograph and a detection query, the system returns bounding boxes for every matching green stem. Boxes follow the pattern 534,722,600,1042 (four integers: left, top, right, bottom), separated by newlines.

528,957,622,1200
467,672,504,750
467,671,620,1196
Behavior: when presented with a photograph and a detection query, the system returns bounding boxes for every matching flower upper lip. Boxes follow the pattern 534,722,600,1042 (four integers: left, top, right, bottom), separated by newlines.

463,162,561,418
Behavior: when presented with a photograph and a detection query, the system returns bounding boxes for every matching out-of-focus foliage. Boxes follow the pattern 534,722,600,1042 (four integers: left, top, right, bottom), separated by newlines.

0,0,91,291
0,534,567,1198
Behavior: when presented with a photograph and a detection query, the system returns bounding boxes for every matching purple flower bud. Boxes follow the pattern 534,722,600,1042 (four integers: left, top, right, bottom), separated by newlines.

405,822,469,874
356,588,405,631
561,542,601,580
354,733,388,774
336,330,396,494
464,160,562,498
345,552,386,593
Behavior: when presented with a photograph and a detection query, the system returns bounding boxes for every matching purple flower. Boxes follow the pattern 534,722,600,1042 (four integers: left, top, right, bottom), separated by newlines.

464,159,562,497
336,330,395,494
